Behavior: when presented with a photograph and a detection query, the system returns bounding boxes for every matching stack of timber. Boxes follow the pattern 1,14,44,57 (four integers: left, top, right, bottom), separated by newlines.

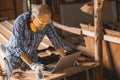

0,20,100,80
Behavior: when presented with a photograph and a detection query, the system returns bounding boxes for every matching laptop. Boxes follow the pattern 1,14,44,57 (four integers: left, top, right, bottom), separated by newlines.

44,52,81,73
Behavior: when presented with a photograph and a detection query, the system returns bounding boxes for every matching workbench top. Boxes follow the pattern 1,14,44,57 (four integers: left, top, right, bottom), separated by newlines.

11,61,99,80
45,61,99,80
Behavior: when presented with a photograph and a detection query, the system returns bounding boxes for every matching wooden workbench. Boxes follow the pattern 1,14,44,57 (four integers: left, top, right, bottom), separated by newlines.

10,61,99,80
45,61,99,80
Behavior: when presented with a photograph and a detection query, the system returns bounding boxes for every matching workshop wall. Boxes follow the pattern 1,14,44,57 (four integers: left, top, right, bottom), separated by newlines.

0,0,23,20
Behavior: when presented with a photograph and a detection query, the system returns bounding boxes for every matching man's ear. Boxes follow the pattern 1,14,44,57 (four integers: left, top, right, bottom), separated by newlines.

31,14,36,21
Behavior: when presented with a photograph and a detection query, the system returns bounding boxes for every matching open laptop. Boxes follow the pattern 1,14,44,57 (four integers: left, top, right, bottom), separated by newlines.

44,52,81,73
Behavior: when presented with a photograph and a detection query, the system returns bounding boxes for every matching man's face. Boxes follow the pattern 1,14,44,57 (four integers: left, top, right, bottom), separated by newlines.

33,14,51,30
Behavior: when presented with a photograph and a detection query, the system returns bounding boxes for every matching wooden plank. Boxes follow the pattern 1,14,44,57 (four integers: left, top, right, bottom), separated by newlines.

0,33,9,46
82,30,120,44
53,21,81,35
9,20,15,25
42,0,46,4
94,0,103,79
0,23,12,39
0,21,13,31
80,23,120,44
45,62,99,80
4,20,13,27
80,23,120,38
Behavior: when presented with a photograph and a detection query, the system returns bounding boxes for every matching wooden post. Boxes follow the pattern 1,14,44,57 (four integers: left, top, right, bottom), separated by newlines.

94,0,103,80
42,0,46,4
94,0,103,61
23,0,28,12
27,0,31,11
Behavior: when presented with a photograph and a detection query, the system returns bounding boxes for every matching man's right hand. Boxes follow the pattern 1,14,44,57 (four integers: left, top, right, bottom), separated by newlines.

30,62,45,80
30,62,44,71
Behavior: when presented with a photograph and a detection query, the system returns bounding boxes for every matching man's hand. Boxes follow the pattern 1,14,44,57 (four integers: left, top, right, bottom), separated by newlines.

54,47,65,57
30,62,45,80
30,62,44,70
20,54,33,67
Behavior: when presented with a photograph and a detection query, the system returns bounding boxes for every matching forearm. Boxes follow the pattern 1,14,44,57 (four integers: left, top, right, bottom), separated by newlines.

20,54,34,67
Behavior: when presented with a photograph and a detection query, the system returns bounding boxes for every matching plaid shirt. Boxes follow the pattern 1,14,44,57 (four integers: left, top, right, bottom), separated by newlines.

6,12,63,69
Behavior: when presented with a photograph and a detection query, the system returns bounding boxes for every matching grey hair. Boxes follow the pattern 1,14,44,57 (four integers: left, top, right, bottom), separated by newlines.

32,4,51,17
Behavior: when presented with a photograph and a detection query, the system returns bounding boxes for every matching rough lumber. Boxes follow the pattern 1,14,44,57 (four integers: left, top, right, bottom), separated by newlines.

45,62,99,80
53,21,81,35
0,33,8,46
80,23,120,44
42,0,46,4
82,29,120,44
0,20,13,31
94,0,103,79
8,20,14,25
0,23,12,39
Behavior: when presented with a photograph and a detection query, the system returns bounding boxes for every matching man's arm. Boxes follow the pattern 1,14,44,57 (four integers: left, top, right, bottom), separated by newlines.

20,54,34,67
46,23,66,57
54,47,65,57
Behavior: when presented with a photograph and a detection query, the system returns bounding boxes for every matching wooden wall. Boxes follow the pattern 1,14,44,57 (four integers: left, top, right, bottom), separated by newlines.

0,0,23,20
78,24,120,80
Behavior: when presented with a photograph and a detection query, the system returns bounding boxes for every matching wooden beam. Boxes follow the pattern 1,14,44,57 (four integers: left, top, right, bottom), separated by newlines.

0,23,12,39
53,21,81,35
42,0,46,4
4,20,13,27
9,20,15,24
0,33,9,45
80,23,120,44
1,20,13,31
94,0,103,61
94,0,103,80
82,30,120,44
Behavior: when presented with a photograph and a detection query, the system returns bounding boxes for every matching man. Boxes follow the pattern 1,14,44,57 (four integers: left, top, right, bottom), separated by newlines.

5,4,65,77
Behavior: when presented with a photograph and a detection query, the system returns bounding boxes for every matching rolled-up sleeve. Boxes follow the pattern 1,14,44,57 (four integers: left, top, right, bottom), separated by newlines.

46,22,64,49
